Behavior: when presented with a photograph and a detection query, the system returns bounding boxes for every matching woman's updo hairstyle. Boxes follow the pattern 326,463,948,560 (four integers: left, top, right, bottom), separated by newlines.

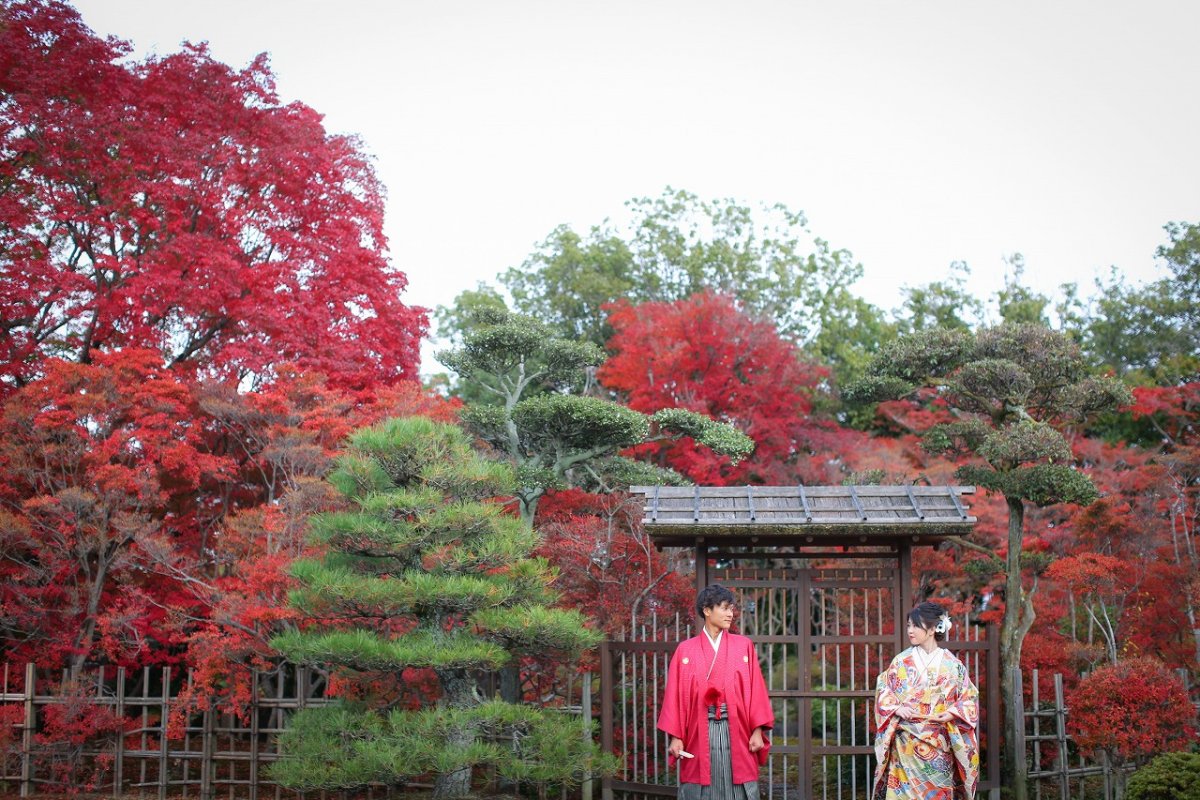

908,601,953,642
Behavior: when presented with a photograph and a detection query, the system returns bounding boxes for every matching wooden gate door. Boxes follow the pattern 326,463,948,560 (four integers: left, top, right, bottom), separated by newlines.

718,561,901,800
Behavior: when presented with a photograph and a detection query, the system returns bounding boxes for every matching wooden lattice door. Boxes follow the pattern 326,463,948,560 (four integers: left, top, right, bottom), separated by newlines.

716,560,902,800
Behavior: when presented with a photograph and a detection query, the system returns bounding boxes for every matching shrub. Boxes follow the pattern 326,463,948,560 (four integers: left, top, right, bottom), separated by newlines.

1067,657,1197,767
1127,752,1200,800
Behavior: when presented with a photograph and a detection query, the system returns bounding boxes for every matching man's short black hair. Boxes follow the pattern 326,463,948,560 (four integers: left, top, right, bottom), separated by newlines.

695,583,736,617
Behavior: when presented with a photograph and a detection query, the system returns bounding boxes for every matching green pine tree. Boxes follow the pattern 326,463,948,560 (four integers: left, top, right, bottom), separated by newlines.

270,416,613,798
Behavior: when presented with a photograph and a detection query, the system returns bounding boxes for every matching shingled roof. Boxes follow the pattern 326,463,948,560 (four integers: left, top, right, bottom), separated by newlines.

629,485,976,544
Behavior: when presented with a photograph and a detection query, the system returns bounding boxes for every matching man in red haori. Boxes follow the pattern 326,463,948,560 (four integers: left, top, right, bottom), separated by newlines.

658,584,774,800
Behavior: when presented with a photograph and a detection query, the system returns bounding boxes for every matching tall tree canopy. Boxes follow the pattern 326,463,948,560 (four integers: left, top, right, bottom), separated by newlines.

438,187,889,387
1083,222,1200,384
0,0,425,391
599,292,833,485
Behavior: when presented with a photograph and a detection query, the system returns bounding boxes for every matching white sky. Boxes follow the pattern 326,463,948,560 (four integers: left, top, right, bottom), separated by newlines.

72,0,1200,368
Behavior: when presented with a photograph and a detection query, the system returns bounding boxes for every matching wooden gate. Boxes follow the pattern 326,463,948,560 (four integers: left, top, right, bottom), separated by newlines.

600,559,1000,800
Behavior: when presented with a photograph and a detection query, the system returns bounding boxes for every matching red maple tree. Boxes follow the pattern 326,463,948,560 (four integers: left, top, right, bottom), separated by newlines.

0,1,425,392
534,488,692,639
599,291,833,485
1068,657,1196,767
0,349,230,675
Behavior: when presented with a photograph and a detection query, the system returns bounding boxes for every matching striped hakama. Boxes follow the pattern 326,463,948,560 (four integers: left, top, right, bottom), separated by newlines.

679,705,760,800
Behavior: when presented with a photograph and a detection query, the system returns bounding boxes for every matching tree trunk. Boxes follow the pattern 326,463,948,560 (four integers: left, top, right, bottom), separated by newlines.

1000,496,1029,800
518,487,544,529
433,667,479,800
69,559,109,680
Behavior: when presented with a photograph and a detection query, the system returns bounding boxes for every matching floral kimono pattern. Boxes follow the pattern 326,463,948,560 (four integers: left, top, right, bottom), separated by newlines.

872,647,980,800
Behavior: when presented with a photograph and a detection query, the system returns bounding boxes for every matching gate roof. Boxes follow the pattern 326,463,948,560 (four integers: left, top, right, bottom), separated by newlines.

629,485,976,547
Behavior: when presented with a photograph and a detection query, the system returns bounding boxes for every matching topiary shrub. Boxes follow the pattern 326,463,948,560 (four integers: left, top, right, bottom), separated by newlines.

1127,752,1200,800
1068,657,1197,769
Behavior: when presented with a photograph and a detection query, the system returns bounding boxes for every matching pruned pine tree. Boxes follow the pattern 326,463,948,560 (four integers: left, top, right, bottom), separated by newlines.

270,417,612,798
845,323,1131,800
437,308,754,525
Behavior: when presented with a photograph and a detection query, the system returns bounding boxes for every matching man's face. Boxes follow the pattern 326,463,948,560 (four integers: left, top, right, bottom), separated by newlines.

704,600,735,631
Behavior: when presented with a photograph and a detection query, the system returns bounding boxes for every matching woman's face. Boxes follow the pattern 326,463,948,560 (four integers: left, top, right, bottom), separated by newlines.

907,619,936,648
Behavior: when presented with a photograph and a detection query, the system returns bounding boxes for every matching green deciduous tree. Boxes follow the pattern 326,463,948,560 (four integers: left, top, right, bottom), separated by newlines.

439,187,890,389
995,255,1053,327
1083,221,1200,384
897,261,983,334
845,323,1131,799
437,309,753,524
270,417,611,798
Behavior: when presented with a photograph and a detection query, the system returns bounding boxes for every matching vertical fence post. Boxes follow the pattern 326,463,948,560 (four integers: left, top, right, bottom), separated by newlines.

296,666,306,800
582,670,593,800
114,666,126,798
249,668,260,800
600,642,613,800
19,663,34,799
159,666,170,800
1053,674,1069,800
200,698,214,800
1011,667,1026,799
987,625,1001,800
1033,668,1042,800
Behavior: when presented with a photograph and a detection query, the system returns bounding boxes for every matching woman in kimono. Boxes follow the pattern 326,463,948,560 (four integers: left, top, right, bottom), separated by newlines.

873,602,980,800
658,584,774,800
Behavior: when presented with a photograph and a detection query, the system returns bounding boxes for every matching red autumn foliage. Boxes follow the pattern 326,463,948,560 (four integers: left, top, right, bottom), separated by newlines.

1130,383,1200,445
0,0,425,392
34,681,135,793
534,488,692,639
599,292,834,485
1067,657,1197,766
0,342,455,685
175,373,458,716
0,703,23,749
0,349,231,674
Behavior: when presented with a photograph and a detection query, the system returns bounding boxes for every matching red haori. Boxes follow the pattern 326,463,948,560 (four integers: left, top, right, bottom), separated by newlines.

657,631,774,786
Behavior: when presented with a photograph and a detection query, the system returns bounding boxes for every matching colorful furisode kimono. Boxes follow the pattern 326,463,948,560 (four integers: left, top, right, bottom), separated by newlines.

872,646,980,800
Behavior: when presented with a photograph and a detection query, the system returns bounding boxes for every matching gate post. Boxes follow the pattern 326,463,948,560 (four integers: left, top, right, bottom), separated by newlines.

600,641,613,800
987,625,1001,800
582,670,594,800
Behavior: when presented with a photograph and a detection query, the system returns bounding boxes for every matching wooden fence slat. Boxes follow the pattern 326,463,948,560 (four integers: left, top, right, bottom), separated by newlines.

201,702,215,800
20,663,34,799
249,668,260,800
160,666,170,800
115,665,126,798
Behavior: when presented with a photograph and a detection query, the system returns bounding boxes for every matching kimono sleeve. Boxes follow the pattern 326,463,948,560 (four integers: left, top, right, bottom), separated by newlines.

657,645,686,739
874,657,904,731
744,638,774,732
944,659,980,730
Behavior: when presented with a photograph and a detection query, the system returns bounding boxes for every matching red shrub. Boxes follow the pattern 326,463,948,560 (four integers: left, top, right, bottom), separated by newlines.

34,684,134,793
1068,657,1197,766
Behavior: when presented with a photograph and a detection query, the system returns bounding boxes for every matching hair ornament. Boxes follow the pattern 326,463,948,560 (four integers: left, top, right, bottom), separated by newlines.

935,614,953,635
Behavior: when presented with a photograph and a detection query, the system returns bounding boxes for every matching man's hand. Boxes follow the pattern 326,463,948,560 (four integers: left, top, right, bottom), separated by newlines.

895,707,916,721
749,727,765,753
669,737,685,758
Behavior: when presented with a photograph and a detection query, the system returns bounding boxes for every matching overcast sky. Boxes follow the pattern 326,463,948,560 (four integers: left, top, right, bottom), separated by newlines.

72,0,1200,365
